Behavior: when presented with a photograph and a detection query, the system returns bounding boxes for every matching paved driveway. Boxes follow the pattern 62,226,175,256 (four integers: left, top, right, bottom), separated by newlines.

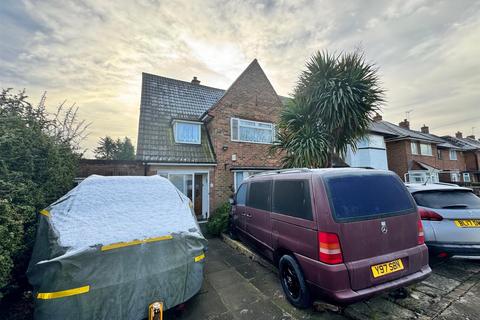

166,237,480,320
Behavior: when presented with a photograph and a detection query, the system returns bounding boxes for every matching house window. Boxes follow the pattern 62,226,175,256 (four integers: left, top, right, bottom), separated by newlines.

420,143,432,156
407,171,439,184
437,149,442,160
231,118,275,144
451,172,460,182
174,121,201,144
463,173,471,183
449,150,457,160
234,170,261,191
411,142,418,155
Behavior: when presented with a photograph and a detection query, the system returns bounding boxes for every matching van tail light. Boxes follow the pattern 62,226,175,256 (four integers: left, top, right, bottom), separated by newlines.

318,232,343,264
417,220,425,245
418,207,443,221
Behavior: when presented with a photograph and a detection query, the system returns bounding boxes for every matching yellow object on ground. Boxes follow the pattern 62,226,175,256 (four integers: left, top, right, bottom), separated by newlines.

37,285,90,300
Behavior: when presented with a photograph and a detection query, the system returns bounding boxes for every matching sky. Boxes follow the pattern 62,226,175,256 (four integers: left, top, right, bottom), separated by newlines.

1,0,479,158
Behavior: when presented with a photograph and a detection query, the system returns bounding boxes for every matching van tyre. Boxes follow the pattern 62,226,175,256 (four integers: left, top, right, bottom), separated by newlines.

279,255,311,309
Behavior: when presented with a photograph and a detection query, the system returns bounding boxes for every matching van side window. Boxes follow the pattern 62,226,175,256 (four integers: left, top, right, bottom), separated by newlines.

273,180,312,220
236,183,247,205
247,180,272,211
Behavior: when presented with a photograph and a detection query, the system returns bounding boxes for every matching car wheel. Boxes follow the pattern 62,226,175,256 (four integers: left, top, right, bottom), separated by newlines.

279,255,311,309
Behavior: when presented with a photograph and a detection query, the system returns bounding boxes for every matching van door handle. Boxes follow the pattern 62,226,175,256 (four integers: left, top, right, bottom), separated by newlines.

246,213,252,218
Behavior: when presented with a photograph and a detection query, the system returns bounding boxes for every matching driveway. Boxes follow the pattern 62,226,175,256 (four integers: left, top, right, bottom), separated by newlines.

166,237,480,320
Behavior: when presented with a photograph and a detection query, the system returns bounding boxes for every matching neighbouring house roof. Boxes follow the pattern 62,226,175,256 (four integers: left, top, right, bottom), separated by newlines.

137,73,225,163
442,136,480,151
376,121,445,143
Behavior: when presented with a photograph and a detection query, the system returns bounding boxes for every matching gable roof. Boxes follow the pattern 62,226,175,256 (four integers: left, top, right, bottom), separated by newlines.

136,73,224,163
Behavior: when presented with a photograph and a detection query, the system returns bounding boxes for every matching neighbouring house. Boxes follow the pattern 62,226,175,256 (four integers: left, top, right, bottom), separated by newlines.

443,132,480,183
136,59,284,220
371,116,467,184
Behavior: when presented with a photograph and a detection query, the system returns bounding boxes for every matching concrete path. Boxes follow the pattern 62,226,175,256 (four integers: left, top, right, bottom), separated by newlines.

166,238,480,320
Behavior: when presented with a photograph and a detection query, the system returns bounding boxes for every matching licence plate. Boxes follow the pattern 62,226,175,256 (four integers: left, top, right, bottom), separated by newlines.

454,220,480,228
371,259,404,278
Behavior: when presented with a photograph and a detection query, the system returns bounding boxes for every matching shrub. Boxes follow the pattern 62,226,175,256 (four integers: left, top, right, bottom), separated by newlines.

206,202,231,236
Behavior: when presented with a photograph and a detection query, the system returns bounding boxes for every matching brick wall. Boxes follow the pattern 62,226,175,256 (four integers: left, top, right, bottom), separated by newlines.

205,60,283,209
386,140,467,182
77,159,146,178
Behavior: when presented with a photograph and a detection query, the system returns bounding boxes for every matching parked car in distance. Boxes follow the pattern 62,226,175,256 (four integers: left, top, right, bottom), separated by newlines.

229,168,431,307
406,183,480,257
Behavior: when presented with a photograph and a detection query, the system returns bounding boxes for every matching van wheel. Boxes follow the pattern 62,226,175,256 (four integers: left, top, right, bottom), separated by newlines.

279,255,311,309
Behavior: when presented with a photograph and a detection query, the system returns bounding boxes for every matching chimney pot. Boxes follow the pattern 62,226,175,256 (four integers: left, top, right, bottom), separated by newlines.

399,119,410,130
455,131,463,139
373,112,382,122
191,76,200,85
421,124,429,134
467,135,476,140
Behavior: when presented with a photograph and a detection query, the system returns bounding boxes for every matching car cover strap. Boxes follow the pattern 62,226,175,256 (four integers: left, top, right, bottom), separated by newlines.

37,285,90,300
101,235,173,251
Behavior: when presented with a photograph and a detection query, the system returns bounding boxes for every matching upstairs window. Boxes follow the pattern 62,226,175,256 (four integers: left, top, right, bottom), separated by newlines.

411,142,418,155
437,149,442,160
420,143,432,156
231,118,275,144
449,150,457,160
174,121,201,144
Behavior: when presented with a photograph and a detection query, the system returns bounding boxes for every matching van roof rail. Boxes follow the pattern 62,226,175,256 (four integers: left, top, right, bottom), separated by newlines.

247,168,311,178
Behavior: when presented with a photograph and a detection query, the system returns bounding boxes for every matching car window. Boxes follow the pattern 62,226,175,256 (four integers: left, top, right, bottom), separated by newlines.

324,173,414,222
413,190,480,209
247,180,272,211
273,180,312,220
236,183,247,205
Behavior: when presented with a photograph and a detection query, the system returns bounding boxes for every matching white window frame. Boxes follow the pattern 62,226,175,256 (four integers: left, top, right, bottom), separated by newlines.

463,172,471,183
420,143,432,156
451,172,460,182
233,170,263,191
231,117,275,144
173,120,202,144
411,141,418,155
449,149,458,160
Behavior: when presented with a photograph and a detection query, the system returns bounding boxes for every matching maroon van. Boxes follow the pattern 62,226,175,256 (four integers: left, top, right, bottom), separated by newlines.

229,168,431,307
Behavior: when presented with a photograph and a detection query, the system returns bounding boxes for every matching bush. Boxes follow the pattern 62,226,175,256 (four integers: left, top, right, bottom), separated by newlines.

0,89,85,302
206,202,231,236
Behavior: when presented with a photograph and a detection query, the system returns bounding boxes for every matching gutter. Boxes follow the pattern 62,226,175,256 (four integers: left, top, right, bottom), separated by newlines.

146,162,217,167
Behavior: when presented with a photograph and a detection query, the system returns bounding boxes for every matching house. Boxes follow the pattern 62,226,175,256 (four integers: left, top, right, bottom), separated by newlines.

368,116,467,184
442,132,480,183
136,59,284,220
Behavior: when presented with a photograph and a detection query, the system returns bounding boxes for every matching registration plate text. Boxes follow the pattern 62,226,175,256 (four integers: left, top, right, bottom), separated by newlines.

371,259,404,278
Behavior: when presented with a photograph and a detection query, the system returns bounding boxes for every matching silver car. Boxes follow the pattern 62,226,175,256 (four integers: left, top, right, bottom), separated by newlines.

406,183,480,257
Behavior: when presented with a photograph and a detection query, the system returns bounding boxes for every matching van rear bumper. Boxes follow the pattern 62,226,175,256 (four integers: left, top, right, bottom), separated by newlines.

307,265,431,305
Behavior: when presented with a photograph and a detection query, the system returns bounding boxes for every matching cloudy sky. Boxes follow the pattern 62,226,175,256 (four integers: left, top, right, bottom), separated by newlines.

1,0,479,157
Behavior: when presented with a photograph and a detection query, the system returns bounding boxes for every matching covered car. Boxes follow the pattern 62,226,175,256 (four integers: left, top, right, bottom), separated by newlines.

27,175,207,320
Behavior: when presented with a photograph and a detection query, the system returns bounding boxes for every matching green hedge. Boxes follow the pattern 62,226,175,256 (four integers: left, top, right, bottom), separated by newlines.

206,202,231,236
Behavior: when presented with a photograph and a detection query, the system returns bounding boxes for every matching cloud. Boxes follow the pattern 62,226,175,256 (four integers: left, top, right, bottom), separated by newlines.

1,0,479,157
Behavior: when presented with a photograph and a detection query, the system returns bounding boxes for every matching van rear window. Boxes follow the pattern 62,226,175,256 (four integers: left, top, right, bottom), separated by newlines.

324,173,414,221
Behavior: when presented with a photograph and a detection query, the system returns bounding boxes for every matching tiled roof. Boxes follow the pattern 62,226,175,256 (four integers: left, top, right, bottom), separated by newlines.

377,121,445,143
442,136,480,151
136,73,225,163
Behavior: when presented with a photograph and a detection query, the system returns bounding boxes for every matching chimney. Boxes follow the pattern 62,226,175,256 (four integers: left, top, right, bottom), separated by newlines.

420,124,429,134
373,112,382,122
455,131,463,139
467,135,476,140
399,119,410,130
191,76,200,85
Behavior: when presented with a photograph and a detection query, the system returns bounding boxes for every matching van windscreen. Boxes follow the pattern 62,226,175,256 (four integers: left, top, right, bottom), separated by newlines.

324,173,415,222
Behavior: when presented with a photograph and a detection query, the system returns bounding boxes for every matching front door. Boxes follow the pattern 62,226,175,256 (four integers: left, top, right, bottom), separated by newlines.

194,174,203,218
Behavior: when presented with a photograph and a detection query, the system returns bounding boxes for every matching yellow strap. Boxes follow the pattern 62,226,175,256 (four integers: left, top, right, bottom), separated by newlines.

101,235,173,251
40,209,49,217
194,253,205,262
37,285,90,300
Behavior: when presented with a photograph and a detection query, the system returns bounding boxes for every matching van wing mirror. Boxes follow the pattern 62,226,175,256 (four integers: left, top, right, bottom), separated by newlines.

229,198,235,205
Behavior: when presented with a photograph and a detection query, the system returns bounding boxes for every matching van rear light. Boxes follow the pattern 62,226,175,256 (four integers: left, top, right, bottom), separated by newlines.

418,207,443,221
417,220,425,245
318,232,343,264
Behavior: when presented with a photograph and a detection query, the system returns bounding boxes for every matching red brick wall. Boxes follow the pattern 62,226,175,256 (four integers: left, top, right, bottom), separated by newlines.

464,151,480,171
77,159,146,177
386,140,467,182
206,60,283,210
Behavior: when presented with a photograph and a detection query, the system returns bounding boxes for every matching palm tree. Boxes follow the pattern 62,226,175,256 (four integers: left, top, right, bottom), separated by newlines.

273,50,385,167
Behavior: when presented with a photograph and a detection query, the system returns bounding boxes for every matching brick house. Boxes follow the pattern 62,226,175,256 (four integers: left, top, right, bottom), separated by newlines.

371,115,467,184
136,59,284,220
443,132,480,183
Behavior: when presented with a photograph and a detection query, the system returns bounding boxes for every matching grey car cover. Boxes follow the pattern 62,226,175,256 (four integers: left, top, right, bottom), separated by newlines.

27,175,207,320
